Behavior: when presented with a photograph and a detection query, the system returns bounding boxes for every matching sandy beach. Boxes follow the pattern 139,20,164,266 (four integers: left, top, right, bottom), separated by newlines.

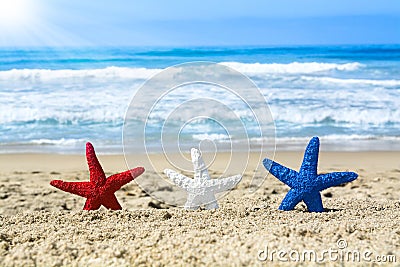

1,151,399,266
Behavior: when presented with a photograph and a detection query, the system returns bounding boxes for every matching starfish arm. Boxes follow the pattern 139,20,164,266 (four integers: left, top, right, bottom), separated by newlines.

101,194,122,210
204,201,219,209
84,198,101,210
105,167,145,192
200,170,211,182
206,174,242,193
315,172,358,191
86,142,106,187
303,192,324,212
279,189,304,211
191,148,209,181
184,194,200,210
300,136,320,177
164,169,193,190
204,194,219,209
50,180,93,198
263,158,299,188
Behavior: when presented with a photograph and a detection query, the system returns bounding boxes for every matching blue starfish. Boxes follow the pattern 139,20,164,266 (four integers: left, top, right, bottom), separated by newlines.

263,137,358,212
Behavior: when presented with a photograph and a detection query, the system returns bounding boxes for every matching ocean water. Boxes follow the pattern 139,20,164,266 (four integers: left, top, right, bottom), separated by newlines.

0,45,399,153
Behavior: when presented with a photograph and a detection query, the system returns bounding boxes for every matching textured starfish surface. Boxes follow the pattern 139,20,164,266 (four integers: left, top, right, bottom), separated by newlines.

164,148,242,210
263,136,358,212
50,142,145,210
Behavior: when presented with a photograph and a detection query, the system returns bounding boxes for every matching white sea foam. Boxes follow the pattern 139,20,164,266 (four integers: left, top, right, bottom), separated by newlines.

1,81,399,126
220,61,363,74
270,104,400,124
192,133,231,141
30,138,86,146
0,62,363,83
275,135,400,142
0,95,128,124
264,86,400,124
301,76,400,87
0,66,161,82
0,61,399,151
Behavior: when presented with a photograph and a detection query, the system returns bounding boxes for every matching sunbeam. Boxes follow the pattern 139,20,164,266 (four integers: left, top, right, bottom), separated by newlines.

0,0,34,28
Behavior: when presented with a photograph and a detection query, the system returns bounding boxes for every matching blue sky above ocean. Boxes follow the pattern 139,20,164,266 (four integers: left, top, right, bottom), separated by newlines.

0,0,399,46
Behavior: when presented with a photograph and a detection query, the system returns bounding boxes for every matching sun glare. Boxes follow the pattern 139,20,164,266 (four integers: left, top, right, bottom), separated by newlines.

0,0,33,28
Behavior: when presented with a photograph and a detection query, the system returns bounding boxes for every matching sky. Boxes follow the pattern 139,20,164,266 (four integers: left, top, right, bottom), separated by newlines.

0,0,399,46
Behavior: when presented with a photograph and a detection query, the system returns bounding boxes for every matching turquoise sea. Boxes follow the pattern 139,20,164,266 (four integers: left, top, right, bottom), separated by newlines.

0,45,399,153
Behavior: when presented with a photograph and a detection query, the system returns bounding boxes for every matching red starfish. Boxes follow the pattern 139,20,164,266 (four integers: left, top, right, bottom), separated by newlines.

50,142,144,210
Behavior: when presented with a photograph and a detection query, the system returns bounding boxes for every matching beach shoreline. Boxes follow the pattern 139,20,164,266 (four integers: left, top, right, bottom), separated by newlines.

1,150,399,171
2,137,400,155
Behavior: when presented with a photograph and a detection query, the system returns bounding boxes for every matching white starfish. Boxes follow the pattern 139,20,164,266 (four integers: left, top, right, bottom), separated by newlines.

164,148,242,210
